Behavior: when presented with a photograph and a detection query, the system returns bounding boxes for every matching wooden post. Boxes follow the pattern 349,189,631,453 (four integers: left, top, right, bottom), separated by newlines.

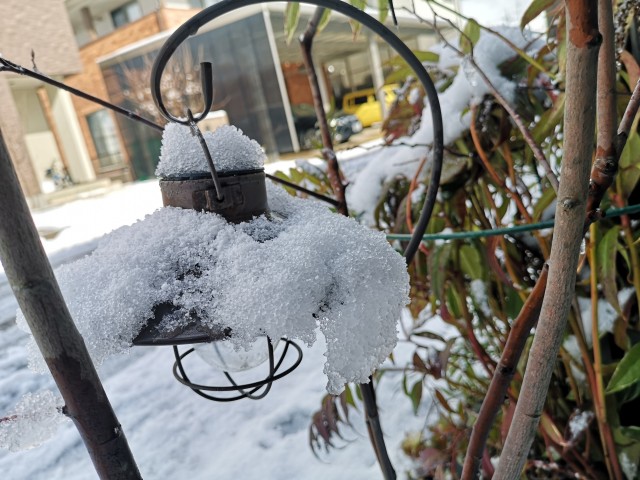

0,130,141,479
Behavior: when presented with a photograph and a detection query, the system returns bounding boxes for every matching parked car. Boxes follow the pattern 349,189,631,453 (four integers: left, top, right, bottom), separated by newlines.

342,84,399,127
292,104,362,149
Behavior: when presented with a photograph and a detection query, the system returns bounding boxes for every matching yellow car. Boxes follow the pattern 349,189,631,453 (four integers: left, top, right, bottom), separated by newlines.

342,84,398,127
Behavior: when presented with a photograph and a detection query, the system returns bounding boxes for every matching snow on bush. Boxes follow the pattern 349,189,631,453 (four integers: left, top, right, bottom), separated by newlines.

0,391,67,452
347,27,541,224
155,123,265,177
18,185,409,395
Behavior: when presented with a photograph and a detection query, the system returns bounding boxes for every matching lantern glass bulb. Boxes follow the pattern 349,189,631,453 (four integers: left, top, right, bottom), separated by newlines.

194,337,277,372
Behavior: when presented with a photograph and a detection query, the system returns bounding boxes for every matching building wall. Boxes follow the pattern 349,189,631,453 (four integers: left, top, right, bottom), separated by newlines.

0,0,82,76
0,0,83,196
0,79,41,197
64,8,200,180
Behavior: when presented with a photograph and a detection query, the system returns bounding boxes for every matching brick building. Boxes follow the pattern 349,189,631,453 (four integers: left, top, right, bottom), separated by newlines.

0,0,96,205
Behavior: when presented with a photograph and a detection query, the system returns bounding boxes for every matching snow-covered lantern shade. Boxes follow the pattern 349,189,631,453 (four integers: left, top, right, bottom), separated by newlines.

132,123,304,401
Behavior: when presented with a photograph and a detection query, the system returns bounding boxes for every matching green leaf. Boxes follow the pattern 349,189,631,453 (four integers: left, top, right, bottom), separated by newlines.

446,286,464,319
520,0,556,30
619,132,640,169
348,0,366,37
619,133,640,197
620,426,640,442
428,243,452,299
285,2,301,44
317,8,332,33
410,381,423,414
459,245,484,280
597,225,622,316
532,185,557,221
505,289,525,320
460,19,481,54
377,0,388,24
606,342,640,394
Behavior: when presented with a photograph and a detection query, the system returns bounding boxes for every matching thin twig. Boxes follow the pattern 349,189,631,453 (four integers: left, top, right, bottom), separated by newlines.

0,57,162,132
588,3,624,478
461,265,548,479
299,7,348,216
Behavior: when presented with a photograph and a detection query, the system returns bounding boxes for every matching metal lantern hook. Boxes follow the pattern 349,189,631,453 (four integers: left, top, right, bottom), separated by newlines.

153,61,214,125
149,0,444,265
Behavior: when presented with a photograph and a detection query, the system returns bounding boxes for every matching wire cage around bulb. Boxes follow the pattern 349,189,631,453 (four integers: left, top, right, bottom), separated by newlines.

173,338,303,402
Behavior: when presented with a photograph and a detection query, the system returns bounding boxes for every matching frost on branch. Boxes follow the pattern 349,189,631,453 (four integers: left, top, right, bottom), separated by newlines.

0,391,67,452
18,129,409,393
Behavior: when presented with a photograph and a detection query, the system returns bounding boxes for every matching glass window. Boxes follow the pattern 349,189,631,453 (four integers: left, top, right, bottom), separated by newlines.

111,2,143,29
86,110,124,169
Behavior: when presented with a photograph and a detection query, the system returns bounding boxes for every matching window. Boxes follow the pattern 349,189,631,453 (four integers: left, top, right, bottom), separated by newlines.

111,2,143,29
86,110,124,169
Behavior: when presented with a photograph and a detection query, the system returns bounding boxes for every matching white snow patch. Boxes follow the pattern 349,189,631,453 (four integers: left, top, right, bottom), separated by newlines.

621,451,638,480
0,391,67,452
469,279,491,317
156,123,265,177
568,410,593,441
576,296,618,345
17,183,409,395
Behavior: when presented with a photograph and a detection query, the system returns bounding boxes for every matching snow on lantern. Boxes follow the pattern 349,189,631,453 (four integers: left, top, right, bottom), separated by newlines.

17,121,409,401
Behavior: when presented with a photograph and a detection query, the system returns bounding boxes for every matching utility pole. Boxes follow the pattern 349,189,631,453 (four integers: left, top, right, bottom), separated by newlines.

0,130,141,480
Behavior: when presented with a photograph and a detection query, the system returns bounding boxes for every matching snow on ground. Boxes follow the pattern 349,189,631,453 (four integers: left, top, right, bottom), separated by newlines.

0,180,427,479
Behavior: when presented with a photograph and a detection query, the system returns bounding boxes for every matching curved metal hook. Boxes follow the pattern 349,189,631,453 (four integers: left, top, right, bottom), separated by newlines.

149,1,443,262
153,61,214,125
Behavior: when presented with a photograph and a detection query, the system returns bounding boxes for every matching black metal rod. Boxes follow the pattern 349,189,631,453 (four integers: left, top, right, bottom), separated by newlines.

265,173,341,207
0,57,163,132
361,379,397,479
148,3,445,254
0,130,141,479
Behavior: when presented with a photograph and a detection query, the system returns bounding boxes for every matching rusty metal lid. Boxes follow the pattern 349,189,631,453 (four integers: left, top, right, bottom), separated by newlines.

133,169,271,346
159,169,269,223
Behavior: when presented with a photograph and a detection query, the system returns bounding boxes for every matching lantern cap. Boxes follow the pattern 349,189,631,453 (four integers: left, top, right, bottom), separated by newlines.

156,124,265,179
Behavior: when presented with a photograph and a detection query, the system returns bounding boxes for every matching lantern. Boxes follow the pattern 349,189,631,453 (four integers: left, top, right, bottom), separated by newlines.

131,125,303,401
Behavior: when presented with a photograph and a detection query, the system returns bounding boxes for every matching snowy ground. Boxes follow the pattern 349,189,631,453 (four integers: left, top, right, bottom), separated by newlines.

0,179,427,480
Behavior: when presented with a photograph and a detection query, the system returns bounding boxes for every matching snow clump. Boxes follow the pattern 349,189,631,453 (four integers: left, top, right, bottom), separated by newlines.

18,184,409,395
155,123,264,177
0,391,67,452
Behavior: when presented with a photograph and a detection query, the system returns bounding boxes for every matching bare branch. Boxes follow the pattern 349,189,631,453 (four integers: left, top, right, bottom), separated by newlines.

461,264,549,480
494,2,601,477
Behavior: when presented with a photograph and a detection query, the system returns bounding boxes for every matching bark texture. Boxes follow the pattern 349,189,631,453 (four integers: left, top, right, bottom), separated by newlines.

0,130,141,479
493,2,601,478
